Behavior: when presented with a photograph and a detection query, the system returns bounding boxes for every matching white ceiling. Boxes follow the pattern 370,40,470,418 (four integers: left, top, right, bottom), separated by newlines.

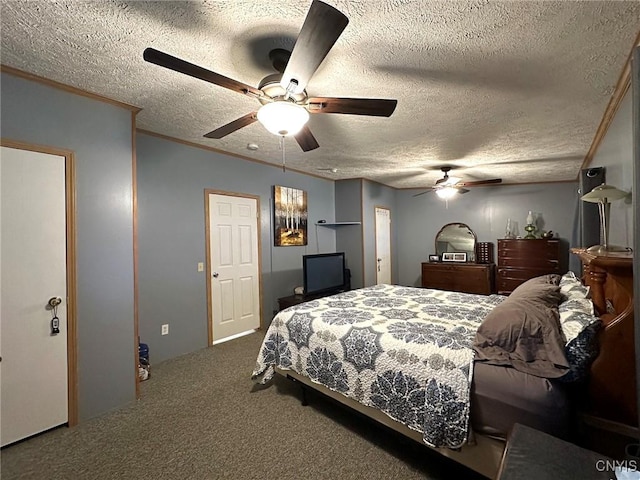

1,1,639,189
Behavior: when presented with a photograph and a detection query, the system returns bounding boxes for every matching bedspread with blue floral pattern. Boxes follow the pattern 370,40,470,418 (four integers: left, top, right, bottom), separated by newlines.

252,284,504,448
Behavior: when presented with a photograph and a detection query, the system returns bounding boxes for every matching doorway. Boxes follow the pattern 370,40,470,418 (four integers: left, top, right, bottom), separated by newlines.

374,206,392,285
0,142,77,446
205,191,262,344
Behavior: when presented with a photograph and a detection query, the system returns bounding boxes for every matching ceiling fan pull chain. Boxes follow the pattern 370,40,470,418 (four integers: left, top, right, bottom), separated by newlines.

280,135,286,172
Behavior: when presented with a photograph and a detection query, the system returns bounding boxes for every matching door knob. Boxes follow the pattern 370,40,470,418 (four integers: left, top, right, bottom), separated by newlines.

48,297,62,308
212,272,219,278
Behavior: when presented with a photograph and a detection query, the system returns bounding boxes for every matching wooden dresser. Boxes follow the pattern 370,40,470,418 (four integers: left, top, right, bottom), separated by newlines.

421,262,494,295
496,239,560,294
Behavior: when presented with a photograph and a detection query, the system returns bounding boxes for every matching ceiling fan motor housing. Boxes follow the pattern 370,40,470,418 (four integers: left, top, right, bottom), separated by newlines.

257,74,307,105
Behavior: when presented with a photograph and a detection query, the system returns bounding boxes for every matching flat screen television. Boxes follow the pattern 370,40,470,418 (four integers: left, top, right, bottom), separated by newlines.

303,252,346,296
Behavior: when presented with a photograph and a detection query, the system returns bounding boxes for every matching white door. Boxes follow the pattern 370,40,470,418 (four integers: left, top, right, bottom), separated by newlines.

208,193,260,343
1,146,68,446
375,206,392,285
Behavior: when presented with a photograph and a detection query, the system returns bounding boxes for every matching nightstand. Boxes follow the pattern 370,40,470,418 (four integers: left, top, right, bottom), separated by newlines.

497,424,616,479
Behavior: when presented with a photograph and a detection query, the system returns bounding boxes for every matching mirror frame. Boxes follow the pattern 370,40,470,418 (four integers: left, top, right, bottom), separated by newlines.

435,222,477,262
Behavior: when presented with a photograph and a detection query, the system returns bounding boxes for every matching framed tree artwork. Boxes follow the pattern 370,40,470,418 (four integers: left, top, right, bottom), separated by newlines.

274,185,308,246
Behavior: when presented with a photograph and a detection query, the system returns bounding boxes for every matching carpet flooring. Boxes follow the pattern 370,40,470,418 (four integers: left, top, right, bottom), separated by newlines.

1,332,485,479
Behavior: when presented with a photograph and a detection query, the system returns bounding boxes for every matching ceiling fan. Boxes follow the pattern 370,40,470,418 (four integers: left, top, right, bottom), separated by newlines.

413,167,502,199
143,0,397,152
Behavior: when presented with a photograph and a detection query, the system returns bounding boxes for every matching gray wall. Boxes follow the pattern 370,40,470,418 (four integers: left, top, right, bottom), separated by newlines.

590,89,635,249
335,179,364,289
362,180,398,286
395,182,579,286
136,133,336,363
1,73,135,421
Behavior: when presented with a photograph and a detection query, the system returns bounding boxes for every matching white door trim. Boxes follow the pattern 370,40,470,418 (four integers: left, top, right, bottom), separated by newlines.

1,139,78,429
204,189,263,345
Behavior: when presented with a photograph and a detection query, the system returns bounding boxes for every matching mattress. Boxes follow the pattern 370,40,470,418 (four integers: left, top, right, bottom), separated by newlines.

470,362,571,439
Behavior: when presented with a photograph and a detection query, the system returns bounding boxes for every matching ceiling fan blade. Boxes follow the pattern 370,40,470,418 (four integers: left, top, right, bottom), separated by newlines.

413,189,434,197
457,188,470,194
280,1,349,94
458,178,502,187
294,125,320,152
143,48,262,97
308,97,397,117
203,112,258,139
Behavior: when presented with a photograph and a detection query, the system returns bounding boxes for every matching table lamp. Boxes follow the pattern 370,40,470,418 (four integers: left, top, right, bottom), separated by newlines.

580,183,628,253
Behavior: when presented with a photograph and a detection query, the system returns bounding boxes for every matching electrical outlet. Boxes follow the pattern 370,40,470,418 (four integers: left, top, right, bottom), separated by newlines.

197,262,204,272
161,324,169,335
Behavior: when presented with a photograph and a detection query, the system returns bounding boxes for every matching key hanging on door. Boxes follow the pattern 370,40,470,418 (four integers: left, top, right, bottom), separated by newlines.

48,297,62,335
51,316,60,335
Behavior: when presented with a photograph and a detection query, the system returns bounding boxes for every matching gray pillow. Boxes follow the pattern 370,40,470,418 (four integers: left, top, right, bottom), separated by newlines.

509,276,563,307
474,282,569,378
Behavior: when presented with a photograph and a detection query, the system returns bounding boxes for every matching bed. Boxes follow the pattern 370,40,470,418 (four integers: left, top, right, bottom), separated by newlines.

252,250,634,478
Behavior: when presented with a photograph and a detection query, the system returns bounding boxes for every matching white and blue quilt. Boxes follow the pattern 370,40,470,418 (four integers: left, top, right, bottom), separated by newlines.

252,284,504,449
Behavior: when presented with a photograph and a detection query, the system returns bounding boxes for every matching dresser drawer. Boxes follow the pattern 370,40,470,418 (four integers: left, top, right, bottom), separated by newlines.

498,239,559,257
421,263,494,295
496,266,560,294
497,257,559,269
496,278,525,295
497,266,560,280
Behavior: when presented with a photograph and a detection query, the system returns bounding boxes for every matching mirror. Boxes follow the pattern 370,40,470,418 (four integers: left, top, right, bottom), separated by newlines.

435,223,476,262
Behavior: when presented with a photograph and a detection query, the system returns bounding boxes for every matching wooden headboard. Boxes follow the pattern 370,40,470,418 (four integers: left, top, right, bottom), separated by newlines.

571,248,636,428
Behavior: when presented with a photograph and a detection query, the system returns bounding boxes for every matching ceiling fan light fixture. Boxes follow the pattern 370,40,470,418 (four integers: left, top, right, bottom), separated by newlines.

436,187,458,200
256,101,309,137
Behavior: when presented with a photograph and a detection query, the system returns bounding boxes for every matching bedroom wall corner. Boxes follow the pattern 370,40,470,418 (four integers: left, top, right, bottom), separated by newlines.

335,179,364,289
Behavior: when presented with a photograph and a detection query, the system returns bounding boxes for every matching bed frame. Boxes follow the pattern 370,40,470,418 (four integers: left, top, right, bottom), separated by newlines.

275,367,505,478
274,248,635,478
571,248,636,430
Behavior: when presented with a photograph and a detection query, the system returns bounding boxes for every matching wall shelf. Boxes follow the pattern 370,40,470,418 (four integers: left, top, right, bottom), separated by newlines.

315,221,361,226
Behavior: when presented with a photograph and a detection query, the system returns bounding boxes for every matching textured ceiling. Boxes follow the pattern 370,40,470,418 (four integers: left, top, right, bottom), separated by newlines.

1,1,639,189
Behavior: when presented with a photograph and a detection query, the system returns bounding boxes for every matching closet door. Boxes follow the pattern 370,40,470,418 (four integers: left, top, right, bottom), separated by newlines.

1,146,68,446
374,206,391,284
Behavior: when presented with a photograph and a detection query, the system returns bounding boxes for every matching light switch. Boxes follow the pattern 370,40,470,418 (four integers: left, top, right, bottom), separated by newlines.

197,262,204,272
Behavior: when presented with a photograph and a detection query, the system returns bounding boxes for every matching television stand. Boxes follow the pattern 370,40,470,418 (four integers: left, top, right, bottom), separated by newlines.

277,289,346,311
